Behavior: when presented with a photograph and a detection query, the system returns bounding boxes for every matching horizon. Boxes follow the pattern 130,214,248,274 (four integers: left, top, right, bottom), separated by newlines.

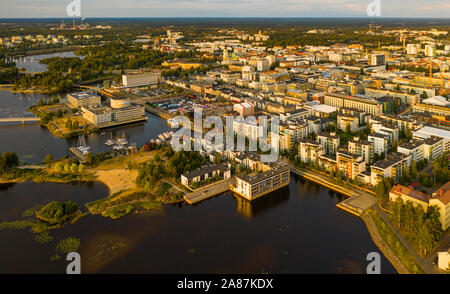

1,0,449,19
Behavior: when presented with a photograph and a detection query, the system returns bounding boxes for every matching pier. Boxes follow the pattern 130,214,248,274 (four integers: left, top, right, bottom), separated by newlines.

69,147,87,163
184,178,233,205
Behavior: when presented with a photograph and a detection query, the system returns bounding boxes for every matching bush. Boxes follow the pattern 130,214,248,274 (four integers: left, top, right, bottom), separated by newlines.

56,237,81,254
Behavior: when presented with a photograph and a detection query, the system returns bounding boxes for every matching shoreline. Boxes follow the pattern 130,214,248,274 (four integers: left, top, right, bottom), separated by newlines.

0,161,430,273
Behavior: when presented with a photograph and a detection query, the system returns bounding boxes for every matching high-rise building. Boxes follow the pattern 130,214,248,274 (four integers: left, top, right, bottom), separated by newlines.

425,44,436,57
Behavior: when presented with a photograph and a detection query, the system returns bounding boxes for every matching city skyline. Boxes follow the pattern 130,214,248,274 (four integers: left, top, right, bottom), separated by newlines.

0,0,449,19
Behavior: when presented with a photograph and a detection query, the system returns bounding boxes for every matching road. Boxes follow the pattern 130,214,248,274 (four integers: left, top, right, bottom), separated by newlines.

374,205,439,274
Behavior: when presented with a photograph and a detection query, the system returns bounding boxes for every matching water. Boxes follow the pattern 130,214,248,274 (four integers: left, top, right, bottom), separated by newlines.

0,176,397,274
12,51,81,73
0,90,170,163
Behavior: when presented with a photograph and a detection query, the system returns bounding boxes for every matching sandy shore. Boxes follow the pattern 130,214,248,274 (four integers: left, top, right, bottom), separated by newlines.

96,169,138,195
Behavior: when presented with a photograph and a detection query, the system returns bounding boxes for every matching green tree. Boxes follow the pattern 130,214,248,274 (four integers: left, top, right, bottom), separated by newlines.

70,163,79,173
44,154,53,166
55,162,64,173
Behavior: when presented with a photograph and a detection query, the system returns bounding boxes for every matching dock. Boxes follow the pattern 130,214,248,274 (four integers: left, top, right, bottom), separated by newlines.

69,147,87,163
184,178,233,205
288,163,375,216
336,193,377,216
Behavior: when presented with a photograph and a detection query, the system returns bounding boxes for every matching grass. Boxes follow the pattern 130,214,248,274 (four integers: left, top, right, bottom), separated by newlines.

0,168,96,184
94,151,156,170
366,208,425,274
86,189,163,219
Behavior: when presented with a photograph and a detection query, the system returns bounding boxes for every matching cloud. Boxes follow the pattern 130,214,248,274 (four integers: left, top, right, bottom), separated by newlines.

0,0,449,18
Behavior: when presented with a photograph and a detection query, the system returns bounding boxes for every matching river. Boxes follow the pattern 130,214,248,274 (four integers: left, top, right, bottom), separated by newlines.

0,90,170,164
12,51,82,73
0,176,396,274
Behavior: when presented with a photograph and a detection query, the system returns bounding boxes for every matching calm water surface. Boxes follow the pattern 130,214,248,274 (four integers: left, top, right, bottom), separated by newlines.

13,51,81,73
0,90,170,163
0,176,397,274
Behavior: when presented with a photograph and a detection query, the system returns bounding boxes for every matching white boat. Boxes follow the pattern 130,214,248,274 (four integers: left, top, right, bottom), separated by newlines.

105,132,115,146
113,145,125,151
158,134,165,140
167,118,178,128
117,132,128,146
76,135,90,154
128,139,137,150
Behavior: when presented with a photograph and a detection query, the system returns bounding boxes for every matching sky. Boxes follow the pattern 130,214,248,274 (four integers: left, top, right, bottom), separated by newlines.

0,0,449,18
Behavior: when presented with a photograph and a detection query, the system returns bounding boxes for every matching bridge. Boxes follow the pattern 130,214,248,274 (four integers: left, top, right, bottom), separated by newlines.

0,84,14,88
75,85,114,98
0,117,40,124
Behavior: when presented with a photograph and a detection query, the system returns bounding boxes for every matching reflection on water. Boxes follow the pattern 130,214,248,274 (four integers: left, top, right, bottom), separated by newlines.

0,90,170,163
0,176,397,274
234,186,290,218
13,52,81,73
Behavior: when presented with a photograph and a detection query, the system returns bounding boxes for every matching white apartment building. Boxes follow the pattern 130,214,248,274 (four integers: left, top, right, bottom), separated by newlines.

368,133,389,155
122,72,161,87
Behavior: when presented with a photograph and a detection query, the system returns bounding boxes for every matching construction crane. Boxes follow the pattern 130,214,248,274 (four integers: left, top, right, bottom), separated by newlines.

429,56,433,89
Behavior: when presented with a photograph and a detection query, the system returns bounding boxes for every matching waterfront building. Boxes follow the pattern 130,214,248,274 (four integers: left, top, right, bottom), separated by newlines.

232,165,290,201
81,97,145,126
389,184,430,210
181,164,231,188
67,92,101,108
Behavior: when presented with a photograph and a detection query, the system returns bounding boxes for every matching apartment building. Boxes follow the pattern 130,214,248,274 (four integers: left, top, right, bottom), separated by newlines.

337,114,359,132
122,72,161,87
348,137,373,164
368,133,389,155
365,87,420,105
298,139,324,163
336,151,366,180
389,182,450,230
324,93,383,116
370,153,411,185
413,126,450,153
232,165,291,201
397,140,425,162
317,132,340,156
430,182,450,230
181,164,231,188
